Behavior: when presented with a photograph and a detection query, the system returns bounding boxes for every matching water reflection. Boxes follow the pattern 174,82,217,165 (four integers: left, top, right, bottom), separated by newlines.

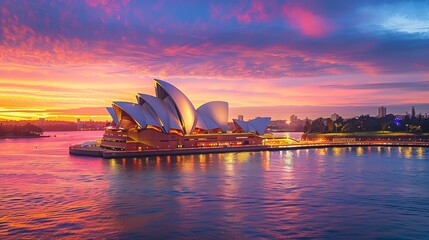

417,147,424,160
356,146,364,156
282,151,295,172
1,132,429,239
0,131,123,239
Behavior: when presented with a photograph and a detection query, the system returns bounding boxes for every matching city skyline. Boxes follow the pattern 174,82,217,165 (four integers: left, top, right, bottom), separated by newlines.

1,0,428,120
2,104,428,123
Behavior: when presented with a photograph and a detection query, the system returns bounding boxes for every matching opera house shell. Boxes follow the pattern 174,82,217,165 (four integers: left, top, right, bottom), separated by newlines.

101,79,270,151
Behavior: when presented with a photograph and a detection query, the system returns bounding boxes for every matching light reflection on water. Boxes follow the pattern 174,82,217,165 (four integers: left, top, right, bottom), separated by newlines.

1,131,429,239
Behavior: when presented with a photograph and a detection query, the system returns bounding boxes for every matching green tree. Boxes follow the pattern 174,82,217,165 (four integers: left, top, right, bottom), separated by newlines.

326,118,335,133
12,124,43,136
310,118,326,133
303,118,311,133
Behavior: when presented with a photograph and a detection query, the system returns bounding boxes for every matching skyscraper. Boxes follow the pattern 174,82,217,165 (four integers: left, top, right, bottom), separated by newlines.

290,114,298,125
378,106,386,118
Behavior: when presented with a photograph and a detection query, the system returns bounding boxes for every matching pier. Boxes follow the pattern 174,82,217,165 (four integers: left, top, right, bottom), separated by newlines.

70,141,429,159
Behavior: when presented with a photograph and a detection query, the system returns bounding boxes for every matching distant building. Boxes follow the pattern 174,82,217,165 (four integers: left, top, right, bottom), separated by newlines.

331,113,340,121
77,118,81,130
38,118,46,127
378,106,387,118
268,120,287,131
290,114,298,125
238,115,244,121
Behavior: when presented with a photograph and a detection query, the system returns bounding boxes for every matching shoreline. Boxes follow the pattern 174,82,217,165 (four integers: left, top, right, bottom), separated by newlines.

69,141,429,159
0,135,50,139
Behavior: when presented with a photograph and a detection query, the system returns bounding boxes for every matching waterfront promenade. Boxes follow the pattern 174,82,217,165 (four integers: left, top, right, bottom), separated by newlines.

70,140,429,158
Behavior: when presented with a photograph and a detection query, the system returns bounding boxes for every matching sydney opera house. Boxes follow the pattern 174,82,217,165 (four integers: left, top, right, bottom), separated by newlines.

100,79,271,152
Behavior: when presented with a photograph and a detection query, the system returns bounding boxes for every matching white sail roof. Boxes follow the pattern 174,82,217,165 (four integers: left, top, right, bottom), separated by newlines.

106,107,119,125
194,111,208,130
141,103,162,128
154,79,196,134
233,119,249,132
233,117,271,135
197,101,228,132
137,93,182,133
113,102,147,128
112,101,161,129
248,117,271,135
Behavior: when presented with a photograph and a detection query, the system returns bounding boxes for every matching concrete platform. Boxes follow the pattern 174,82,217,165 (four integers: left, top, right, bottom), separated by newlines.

69,142,429,159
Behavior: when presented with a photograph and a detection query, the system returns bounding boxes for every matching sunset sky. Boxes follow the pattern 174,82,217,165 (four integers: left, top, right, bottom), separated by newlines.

1,0,429,121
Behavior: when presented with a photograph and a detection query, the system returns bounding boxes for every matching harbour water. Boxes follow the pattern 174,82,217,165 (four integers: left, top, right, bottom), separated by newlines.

1,131,429,239
272,131,303,140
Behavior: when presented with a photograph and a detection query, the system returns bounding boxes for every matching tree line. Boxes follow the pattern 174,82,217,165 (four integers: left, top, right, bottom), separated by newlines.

0,123,44,137
304,114,429,133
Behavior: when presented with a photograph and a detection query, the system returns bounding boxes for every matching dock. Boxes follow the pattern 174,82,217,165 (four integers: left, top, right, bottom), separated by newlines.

69,141,429,159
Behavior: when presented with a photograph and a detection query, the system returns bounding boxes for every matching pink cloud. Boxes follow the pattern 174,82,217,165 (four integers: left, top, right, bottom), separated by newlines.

282,5,334,37
84,0,129,16
211,0,271,24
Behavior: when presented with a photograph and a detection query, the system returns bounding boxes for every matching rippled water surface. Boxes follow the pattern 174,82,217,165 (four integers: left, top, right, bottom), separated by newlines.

1,131,429,239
